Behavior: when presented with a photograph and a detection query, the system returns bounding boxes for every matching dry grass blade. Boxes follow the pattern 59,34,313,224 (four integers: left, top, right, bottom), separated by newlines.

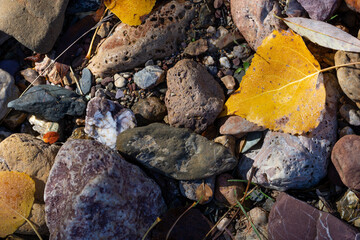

142,217,161,240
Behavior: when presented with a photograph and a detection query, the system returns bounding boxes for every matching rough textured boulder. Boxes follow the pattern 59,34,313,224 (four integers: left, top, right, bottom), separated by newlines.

45,139,166,240
268,193,360,239
0,133,60,202
0,0,69,53
165,59,225,133
0,68,19,120
116,123,238,180
88,1,196,77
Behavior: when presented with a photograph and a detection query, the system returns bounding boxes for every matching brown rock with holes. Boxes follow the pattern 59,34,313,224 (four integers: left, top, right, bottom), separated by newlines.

297,0,342,20
165,59,225,133
0,133,60,202
214,173,245,206
230,0,284,50
268,193,360,239
219,115,265,138
88,1,196,77
184,39,208,56
331,135,360,190
335,51,360,105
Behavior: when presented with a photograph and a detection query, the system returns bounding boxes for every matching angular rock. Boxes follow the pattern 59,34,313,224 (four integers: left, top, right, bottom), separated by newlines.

268,193,360,239
88,1,196,77
214,173,245,206
45,139,166,240
16,203,48,236
237,73,338,190
232,44,252,60
336,189,360,227
85,96,136,149
133,65,165,89
165,59,225,133
0,0,69,53
230,0,284,50
214,135,236,156
335,51,360,104
116,123,238,180
184,39,208,56
297,0,341,21
28,115,60,136
219,115,265,138
76,68,92,95
0,68,19,120
0,133,60,202
131,96,167,125
20,68,45,86
331,135,360,190
8,85,86,122
339,104,360,126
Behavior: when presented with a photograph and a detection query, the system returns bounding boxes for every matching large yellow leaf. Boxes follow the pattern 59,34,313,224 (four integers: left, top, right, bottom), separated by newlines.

222,30,326,134
0,171,35,237
104,0,156,26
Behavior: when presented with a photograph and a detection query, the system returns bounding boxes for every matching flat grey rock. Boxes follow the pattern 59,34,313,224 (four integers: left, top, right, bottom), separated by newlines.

0,68,19,120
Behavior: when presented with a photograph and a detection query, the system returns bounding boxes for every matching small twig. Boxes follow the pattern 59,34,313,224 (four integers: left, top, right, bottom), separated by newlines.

70,66,84,96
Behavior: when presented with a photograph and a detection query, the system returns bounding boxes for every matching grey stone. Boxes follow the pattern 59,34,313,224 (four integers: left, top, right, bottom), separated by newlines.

8,85,86,122
297,0,341,21
134,65,165,89
88,1,196,77
85,96,136,149
45,139,166,240
114,74,127,88
0,68,19,120
165,59,225,133
76,68,92,95
116,123,238,180
0,0,69,53
340,104,360,126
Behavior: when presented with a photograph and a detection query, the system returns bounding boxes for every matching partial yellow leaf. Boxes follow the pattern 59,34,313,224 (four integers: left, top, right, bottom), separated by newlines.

104,0,156,26
0,171,35,238
222,30,326,134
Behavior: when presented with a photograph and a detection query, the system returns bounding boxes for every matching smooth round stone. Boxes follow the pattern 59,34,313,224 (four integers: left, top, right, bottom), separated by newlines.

114,73,127,88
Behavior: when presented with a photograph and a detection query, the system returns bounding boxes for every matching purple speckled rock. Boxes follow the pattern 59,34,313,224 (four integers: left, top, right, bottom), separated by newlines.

297,0,341,21
85,96,136,149
44,139,166,240
268,193,360,239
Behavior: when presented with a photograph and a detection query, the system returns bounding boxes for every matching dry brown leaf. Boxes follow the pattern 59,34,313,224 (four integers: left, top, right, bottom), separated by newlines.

195,182,213,204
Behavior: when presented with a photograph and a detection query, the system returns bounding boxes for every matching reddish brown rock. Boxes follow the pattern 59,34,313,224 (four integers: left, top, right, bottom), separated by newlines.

219,115,265,138
88,1,196,77
45,139,166,239
184,39,208,56
297,0,342,20
346,0,360,12
230,0,284,50
214,173,245,206
331,135,360,190
268,193,360,239
165,59,225,133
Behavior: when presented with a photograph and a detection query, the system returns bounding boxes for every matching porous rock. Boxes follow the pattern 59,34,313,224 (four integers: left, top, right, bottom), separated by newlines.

165,59,224,133
0,133,60,202
268,193,360,239
8,85,86,122
88,1,196,77
131,96,167,125
237,73,338,190
230,0,284,50
0,68,19,120
116,123,238,180
297,0,341,21
85,96,136,149
331,135,360,190
45,139,166,240
0,0,69,53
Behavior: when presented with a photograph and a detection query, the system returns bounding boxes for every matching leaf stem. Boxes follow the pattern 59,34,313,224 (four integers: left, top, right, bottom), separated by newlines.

319,61,360,73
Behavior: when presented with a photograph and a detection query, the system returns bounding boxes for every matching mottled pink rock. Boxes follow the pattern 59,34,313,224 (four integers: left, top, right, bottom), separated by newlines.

165,59,225,133
88,1,196,77
268,193,360,239
230,0,284,50
331,135,360,190
297,0,341,21
44,139,166,240
219,115,265,138
214,173,245,206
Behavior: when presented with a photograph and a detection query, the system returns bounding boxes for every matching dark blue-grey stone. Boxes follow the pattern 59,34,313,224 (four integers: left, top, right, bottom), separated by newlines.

76,68,92,95
66,0,100,14
8,85,86,122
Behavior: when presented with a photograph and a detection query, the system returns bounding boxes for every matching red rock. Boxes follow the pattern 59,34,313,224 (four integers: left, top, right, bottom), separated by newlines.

230,0,284,50
331,135,360,190
219,115,265,138
268,193,360,239
214,173,245,206
297,0,342,21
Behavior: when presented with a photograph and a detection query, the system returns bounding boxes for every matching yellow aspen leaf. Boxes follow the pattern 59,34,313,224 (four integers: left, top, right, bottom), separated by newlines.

0,171,35,237
104,0,156,26
221,30,326,134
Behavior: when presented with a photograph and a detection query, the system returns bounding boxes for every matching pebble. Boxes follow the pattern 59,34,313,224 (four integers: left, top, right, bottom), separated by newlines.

8,85,86,122
0,68,19,120
134,65,165,89
116,123,238,180
131,96,167,125
214,173,245,206
28,115,60,136
88,1,196,77
331,134,360,190
179,177,215,203
285,0,308,17
184,39,208,56
268,193,360,239
339,104,360,126
84,96,136,149
203,55,215,66
0,133,60,202
165,59,224,133
219,56,231,68
336,189,360,227
339,126,355,138
20,68,45,85
220,75,236,90
1,110,27,130
296,0,341,21
219,115,265,138
213,135,236,156
0,0,69,53
114,73,127,88
45,139,166,239
76,68,92,95
232,44,252,60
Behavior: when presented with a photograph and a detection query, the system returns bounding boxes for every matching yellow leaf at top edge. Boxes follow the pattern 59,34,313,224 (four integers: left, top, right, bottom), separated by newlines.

104,0,156,26
221,30,326,134
0,171,35,238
